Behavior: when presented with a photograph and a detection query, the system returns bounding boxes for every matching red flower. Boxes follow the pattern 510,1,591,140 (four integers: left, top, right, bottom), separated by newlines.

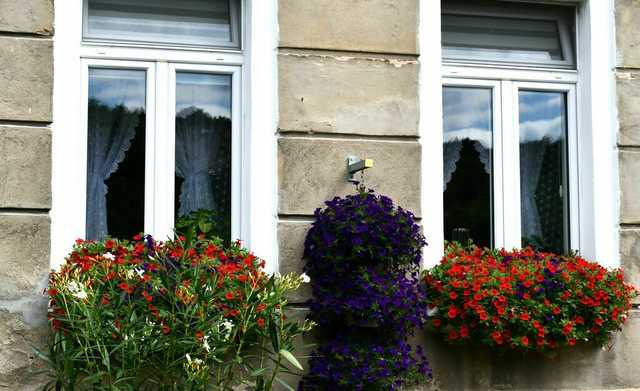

225,291,234,300
162,325,171,334
101,294,110,305
257,318,265,328
142,291,153,303
449,291,458,300
47,288,58,296
432,318,441,328
460,325,469,338
448,330,459,340
568,338,577,346
519,313,530,322
521,336,529,346
256,303,267,313
447,306,458,319
195,330,204,341
105,240,114,250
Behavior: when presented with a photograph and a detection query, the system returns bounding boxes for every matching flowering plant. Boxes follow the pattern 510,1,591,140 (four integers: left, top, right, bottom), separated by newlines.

298,336,431,391
301,189,431,389
45,235,314,390
423,243,638,353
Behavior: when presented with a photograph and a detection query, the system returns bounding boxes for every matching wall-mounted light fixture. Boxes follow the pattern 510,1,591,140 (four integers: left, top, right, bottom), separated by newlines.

347,156,374,183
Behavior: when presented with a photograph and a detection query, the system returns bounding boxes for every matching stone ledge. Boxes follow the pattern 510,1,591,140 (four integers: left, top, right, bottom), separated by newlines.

0,126,51,209
0,37,53,122
0,0,53,35
616,0,640,69
278,50,419,137
278,137,421,217
619,150,640,224
278,0,419,55
616,72,640,146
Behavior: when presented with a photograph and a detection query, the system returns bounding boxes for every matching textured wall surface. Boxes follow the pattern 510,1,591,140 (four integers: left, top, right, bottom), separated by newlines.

0,0,53,389
276,0,421,307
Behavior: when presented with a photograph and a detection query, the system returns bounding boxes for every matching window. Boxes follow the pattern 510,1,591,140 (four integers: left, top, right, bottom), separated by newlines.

78,0,243,243
441,1,579,254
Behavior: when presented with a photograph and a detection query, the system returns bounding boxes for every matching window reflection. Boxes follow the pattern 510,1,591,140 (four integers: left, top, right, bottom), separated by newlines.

86,68,146,240
519,91,569,253
174,72,232,241
442,87,493,248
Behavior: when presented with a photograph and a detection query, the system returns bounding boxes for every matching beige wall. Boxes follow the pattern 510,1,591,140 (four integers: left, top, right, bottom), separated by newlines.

0,0,53,389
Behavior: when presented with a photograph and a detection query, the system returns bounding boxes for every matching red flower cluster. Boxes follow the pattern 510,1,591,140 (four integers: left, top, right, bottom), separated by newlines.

423,244,637,353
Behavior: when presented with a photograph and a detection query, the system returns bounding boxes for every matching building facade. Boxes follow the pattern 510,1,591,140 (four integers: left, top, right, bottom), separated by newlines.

0,0,639,389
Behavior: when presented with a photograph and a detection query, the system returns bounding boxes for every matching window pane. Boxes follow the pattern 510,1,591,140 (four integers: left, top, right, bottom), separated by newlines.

175,72,232,241
519,91,569,253
441,0,576,68
85,0,239,48
443,87,493,248
86,68,146,240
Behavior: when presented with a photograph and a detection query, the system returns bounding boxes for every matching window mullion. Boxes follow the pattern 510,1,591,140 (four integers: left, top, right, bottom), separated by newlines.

152,61,174,240
500,80,522,249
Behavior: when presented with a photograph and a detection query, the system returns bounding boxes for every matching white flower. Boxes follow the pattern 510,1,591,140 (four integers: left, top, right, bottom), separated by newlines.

202,337,211,353
135,268,145,278
66,280,88,300
300,273,311,283
220,320,234,341
186,353,192,363
126,269,135,279
193,358,204,365
103,252,115,261
73,289,88,300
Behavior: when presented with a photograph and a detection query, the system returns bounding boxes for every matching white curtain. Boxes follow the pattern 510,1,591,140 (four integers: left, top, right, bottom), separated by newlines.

443,140,492,191
86,99,140,240
443,140,463,191
175,110,221,217
520,141,548,240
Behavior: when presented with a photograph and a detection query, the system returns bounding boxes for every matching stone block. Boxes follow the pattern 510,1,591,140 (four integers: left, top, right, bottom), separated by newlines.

619,150,640,224
278,51,419,136
0,0,53,35
620,229,640,303
278,0,419,55
0,37,53,122
278,137,421,216
0,126,51,209
0,214,50,300
0,310,50,390
278,222,312,304
616,0,640,69
617,73,640,146
418,310,640,390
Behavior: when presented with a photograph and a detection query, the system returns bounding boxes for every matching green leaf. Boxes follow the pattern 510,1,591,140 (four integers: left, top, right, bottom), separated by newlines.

275,376,296,391
278,349,303,371
251,367,267,377
269,317,279,352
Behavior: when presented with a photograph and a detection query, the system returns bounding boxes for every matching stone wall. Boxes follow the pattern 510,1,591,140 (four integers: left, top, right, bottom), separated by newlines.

0,0,53,389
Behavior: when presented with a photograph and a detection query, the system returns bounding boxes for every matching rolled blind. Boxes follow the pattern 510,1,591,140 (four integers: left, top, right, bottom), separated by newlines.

85,0,239,48
442,13,572,66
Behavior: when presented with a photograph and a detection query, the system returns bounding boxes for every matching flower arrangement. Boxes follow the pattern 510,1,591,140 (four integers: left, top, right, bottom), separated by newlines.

45,234,314,390
423,243,638,353
301,189,431,389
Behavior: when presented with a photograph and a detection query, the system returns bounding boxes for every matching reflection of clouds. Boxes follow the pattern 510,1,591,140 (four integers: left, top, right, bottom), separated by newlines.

519,91,565,143
89,69,146,110
443,87,492,148
444,127,492,148
176,73,231,118
443,87,492,132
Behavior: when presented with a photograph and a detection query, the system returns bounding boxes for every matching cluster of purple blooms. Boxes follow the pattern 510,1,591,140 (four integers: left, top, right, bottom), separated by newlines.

301,189,432,390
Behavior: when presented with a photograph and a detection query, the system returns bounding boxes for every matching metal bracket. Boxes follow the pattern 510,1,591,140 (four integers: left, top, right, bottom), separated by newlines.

347,156,374,183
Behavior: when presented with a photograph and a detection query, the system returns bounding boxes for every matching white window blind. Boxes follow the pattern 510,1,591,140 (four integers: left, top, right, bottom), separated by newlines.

442,2,575,68
84,0,240,48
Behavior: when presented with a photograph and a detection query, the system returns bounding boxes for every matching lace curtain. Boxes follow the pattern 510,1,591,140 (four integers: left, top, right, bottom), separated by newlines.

86,93,140,241
520,141,548,240
443,139,491,191
443,138,548,240
175,111,221,217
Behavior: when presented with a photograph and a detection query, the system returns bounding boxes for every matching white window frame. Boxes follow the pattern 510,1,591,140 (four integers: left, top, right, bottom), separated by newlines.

52,0,279,272
421,0,619,268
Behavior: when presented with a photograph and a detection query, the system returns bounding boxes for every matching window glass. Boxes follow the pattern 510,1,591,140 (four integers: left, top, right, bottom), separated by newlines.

85,0,240,48
519,90,569,253
175,72,232,241
443,86,493,248
86,68,146,240
441,2,575,67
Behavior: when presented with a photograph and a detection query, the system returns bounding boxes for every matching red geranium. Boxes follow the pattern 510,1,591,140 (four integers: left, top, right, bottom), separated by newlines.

423,243,637,353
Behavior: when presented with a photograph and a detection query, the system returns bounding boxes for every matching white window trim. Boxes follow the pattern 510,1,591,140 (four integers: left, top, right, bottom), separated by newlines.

420,0,619,268
51,0,279,273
